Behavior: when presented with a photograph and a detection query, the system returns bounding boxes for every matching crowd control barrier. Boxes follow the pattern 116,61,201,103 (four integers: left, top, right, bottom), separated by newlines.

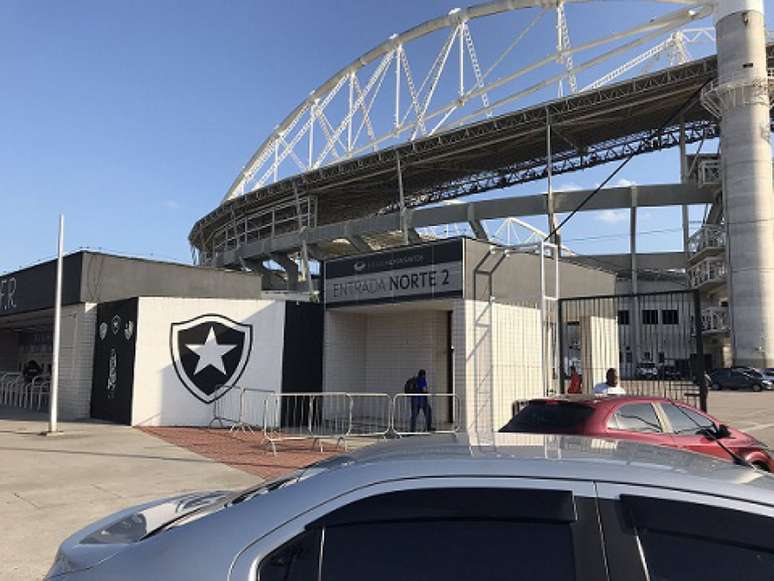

208,389,461,455
210,385,273,432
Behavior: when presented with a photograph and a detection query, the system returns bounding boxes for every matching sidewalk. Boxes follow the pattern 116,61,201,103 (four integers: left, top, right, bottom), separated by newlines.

0,407,256,581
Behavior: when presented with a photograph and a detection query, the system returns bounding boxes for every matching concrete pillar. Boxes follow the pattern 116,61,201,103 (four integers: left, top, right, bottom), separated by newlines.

271,254,300,291
714,0,774,366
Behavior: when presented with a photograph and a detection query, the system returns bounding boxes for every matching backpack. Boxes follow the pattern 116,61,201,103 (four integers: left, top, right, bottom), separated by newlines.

404,376,418,394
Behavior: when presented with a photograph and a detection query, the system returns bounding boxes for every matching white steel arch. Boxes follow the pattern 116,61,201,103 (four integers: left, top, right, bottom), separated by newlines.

224,0,715,203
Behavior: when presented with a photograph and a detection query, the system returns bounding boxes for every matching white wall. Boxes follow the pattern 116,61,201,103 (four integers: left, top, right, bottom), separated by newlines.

324,312,367,393
364,310,448,396
324,311,450,398
59,303,97,420
131,298,285,426
456,300,546,437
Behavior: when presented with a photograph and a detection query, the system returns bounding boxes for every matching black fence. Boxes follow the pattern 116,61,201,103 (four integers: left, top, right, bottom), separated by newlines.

558,290,707,411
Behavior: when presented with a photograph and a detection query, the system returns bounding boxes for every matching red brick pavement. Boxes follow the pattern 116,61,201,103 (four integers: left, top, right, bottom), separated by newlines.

139,427,337,480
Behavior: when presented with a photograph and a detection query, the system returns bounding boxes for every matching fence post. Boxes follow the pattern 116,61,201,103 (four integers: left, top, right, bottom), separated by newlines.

693,290,708,411
557,298,566,394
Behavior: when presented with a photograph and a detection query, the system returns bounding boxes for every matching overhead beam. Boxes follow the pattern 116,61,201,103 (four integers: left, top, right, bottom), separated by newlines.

568,252,688,272
215,182,713,265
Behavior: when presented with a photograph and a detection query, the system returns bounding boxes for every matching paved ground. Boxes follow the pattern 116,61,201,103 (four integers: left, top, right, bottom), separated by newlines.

140,427,338,479
0,408,257,581
708,390,774,448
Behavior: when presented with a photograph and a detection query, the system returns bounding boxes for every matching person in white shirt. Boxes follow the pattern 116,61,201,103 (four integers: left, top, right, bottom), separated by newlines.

593,368,626,396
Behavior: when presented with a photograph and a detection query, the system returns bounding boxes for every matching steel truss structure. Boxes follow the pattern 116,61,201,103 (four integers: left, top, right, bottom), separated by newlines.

189,1,774,271
221,1,713,202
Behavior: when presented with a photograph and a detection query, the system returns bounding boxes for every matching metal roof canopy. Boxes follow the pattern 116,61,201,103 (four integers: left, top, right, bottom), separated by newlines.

190,44,774,251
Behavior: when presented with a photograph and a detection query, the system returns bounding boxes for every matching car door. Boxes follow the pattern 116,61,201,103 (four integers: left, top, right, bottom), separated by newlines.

596,483,774,581
711,369,728,388
230,478,608,581
729,370,750,389
657,402,730,461
603,402,675,448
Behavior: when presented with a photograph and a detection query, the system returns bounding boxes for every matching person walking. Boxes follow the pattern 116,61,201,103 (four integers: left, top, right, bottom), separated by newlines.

567,365,583,394
407,369,434,432
593,368,626,396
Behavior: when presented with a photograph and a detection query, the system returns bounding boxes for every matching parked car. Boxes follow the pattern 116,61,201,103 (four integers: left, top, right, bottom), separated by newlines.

500,395,773,471
760,368,774,382
636,362,658,379
709,368,773,392
47,435,774,580
658,365,682,380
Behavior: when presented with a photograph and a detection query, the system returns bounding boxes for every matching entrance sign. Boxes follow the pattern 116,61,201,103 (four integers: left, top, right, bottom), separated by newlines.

324,239,463,307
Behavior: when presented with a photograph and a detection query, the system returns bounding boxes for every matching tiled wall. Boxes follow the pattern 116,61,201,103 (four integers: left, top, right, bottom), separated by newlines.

455,300,546,436
58,303,97,419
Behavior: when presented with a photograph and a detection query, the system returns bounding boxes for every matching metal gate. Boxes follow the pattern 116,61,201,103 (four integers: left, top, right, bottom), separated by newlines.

558,291,707,411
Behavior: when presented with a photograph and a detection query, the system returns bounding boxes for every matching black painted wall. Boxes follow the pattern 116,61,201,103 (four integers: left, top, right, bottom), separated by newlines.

281,301,323,394
91,298,138,425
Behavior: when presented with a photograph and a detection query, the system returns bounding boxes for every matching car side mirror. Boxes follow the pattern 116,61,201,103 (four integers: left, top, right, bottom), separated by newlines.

716,424,731,439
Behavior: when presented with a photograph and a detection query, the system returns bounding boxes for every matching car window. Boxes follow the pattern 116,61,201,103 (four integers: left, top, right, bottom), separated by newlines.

661,403,714,435
640,530,774,580
501,401,594,433
607,403,662,433
258,529,321,581
320,519,576,581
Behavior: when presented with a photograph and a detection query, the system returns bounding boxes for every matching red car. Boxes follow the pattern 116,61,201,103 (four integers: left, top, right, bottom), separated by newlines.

501,395,774,471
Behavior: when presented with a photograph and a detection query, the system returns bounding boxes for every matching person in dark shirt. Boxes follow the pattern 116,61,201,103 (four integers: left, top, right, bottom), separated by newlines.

23,359,42,383
410,369,434,432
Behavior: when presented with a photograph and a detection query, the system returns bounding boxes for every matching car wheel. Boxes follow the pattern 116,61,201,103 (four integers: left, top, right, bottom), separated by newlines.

753,383,763,393
753,461,770,472
712,383,722,391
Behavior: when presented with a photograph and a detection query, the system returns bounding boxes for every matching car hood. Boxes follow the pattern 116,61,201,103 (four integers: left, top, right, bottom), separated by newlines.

46,490,229,579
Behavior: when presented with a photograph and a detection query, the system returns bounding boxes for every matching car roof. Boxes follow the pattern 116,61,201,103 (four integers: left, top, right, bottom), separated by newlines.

525,395,682,408
330,434,774,501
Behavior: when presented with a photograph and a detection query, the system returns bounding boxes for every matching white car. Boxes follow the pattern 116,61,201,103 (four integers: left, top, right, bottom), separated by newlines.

636,362,659,380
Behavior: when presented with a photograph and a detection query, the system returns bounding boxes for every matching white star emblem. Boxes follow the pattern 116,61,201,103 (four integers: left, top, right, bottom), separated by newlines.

185,326,237,375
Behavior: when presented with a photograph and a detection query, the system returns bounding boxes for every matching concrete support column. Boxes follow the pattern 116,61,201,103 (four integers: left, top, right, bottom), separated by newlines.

271,254,300,291
714,0,774,366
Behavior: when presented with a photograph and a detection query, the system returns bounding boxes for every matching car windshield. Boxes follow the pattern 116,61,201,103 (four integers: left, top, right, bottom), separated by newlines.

500,401,595,434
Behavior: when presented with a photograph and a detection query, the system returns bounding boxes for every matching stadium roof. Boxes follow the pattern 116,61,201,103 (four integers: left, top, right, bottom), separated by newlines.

190,44,774,249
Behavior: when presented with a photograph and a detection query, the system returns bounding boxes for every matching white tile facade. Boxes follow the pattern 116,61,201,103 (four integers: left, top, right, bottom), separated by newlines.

453,300,546,436
325,309,450,397
58,303,97,419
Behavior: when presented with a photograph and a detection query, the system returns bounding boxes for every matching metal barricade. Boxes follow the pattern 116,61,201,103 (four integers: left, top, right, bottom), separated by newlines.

0,373,23,406
209,385,273,432
346,393,392,438
28,375,51,411
391,393,460,436
209,385,245,430
263,392,353,455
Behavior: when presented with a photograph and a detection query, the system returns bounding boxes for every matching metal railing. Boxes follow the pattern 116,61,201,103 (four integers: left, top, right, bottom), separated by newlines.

688,225,725,257
0,373,51,411
688,257,726,289
209,385,275,432
207,387,460,455
0,372,23,406
701,306,729,335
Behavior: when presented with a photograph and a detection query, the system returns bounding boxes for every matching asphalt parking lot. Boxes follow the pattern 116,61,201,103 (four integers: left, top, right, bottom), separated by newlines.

709,390,774,449
0,408,256,581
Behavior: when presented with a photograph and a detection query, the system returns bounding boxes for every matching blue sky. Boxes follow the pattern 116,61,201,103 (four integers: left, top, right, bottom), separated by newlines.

0,1,770,273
